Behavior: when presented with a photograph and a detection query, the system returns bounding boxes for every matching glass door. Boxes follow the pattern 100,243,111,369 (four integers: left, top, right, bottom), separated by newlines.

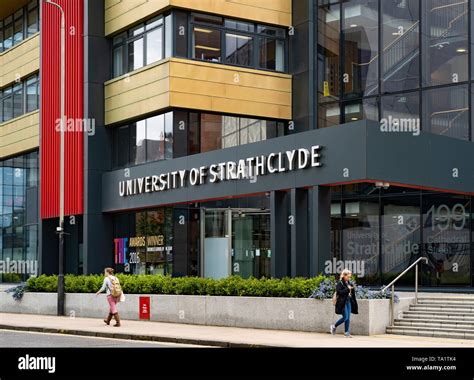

231,209,271,279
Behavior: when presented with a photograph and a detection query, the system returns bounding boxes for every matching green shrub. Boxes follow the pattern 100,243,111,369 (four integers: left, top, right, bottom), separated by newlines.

26,274,333,298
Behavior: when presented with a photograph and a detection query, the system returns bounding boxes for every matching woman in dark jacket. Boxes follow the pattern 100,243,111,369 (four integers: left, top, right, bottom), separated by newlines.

330,269,358,337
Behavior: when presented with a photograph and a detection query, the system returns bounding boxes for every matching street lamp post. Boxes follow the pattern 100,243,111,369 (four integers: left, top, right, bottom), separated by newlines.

44,0,66,316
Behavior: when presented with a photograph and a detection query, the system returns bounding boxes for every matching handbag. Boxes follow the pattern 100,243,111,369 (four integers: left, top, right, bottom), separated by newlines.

332,291,337,306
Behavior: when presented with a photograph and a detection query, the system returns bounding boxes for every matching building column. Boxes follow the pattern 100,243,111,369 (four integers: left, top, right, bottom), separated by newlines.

270,190,289,278
309,186,331,277
290,188,309,277
82,0,113,274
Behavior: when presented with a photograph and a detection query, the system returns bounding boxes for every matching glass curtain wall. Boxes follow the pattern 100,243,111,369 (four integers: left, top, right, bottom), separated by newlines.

0,151,39,283
330,185,472,287
317,0,471,141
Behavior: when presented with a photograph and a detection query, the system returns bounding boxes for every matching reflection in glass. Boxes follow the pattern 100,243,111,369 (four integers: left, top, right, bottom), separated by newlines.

225,33,253,67
381,91,420,133
146,27,163,65
422,0,468,86
422,195,470,286
259,38,284,71
146,115,165,162
381,0,420,93
343,199,380,285
318,102,340,129
128,38,144,72
317,2,340,103
342,98,378,123
342,0,379,99
382,196,421,286
423,85,469,140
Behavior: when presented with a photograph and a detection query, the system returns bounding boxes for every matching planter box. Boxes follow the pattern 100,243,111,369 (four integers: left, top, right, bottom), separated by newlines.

0,292,414,335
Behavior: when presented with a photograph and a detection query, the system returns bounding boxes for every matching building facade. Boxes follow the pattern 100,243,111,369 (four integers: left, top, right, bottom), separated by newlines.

1,0,474,289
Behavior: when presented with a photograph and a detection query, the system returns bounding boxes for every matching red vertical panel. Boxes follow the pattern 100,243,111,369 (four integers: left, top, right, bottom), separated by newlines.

41,0,84,219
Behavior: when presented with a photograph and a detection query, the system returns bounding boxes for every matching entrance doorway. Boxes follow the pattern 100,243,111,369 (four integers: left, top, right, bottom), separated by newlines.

201,209,271,279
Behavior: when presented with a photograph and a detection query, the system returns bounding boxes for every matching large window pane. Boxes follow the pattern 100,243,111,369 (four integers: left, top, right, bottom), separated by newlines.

201,114,222,152
422,0,468,86
317,3,340,103
381,92,420,135
113,45,126,77
2,90,13,122
259,38,284,71
146,27,163,65
4,21,13,50
13,84,23,118
146,114,165,162
131,120,146,165
225,33,253,67
382,195,421,286
318,102,340,129
422,194,470,286
343,98,379,123
343,199,380,285
115,126,130,168
193,27,221,62
128,38,144,72
381,0,420,93
27,7,38,36
423,85,469,140
13,10,23,45
342,0,379,99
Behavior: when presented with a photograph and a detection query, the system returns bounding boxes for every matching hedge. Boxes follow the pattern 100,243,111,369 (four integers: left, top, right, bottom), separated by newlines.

26,274,332,298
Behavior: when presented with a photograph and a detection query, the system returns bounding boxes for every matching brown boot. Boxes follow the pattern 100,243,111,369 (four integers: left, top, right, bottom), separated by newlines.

103,313,113,325
113,313,121,327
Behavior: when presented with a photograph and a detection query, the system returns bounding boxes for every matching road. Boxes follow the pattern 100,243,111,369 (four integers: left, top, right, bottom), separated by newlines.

0,329,204,348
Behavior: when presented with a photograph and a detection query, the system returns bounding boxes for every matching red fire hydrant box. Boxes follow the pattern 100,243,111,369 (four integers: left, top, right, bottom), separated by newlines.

139,296,150,320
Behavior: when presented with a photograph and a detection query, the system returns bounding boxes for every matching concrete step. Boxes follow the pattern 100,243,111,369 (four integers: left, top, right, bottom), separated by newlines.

403,311,474,321
386,326,474,340
410,304,474,313
418,298,474,306
394,319,474,330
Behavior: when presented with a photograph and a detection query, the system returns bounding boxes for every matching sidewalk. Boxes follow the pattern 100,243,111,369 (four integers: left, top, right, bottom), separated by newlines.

1,313,474,347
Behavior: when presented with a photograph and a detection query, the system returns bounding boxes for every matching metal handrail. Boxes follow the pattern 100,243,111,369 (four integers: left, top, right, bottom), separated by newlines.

382,257,429,325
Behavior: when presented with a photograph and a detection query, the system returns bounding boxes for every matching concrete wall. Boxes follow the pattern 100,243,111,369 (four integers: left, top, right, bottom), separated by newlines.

0,292,415,335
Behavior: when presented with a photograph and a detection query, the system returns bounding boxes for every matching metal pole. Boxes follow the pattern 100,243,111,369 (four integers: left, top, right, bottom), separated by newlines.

57,10,66,317
45,0,66,317
391,284,395,326
415,263,419,304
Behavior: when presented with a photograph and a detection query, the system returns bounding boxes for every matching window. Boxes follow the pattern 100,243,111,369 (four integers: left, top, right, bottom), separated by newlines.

190,13,287,72
225,33,253,66
113,111,287,168
258,25,285,71
27,0,38,37
423,84,469,140
0,1,39,53
0,151,39,282
112,15,167,78
422,0,468,87
193,27,221,62
26,76,39,113
0,74,40,123
342,0,379,99
13,9,23,45
381,0,420,93
317,2,340,103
